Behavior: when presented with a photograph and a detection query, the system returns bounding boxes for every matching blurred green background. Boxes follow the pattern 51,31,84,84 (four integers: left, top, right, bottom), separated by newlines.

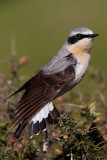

0,0,107,80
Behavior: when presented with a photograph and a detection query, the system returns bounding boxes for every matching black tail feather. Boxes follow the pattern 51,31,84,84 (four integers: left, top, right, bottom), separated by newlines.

33,121,39,135
51,105,60,118
46,113,53,125
29,121,34,138
40,118,46,131
14,103,60,139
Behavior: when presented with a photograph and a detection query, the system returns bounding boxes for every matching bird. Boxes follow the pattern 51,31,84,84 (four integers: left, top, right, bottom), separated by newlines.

2,27,99,139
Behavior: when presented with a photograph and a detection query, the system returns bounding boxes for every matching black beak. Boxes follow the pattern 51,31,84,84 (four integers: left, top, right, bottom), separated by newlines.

89,34,99,38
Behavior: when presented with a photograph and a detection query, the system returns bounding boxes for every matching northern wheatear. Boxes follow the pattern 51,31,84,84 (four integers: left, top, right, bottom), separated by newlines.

3,27,99,139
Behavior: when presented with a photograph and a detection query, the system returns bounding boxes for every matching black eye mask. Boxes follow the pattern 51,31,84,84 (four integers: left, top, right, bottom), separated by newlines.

68,34,99,44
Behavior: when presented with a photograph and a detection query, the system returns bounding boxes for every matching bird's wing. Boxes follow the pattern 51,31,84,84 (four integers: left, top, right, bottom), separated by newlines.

11,64,75,133
6,53,76,100
3,53,76,138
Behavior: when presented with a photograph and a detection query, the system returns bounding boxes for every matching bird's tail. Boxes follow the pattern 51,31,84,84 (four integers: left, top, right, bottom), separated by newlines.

14,102,60,139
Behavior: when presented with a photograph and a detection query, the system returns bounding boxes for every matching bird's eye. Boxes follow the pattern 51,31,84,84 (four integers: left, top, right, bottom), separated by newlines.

77,34,81,38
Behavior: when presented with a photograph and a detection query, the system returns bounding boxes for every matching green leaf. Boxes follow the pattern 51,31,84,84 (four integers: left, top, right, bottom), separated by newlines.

93,112,101,118
88,101,96,109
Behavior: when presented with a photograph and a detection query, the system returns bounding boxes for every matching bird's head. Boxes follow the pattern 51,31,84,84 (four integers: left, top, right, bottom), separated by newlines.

66,27,99,53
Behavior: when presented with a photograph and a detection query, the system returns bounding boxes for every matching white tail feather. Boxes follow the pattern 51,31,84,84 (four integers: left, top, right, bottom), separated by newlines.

29,102,54,124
